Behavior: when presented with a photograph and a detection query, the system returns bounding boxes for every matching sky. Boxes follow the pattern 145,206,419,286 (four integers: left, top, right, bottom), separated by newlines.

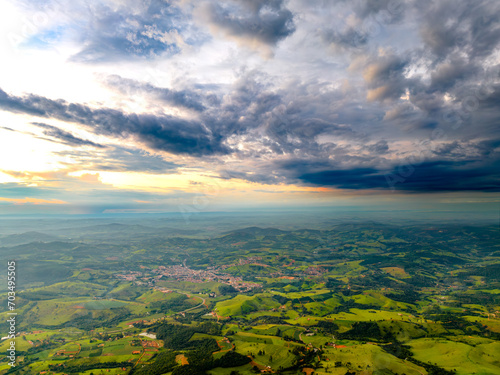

0,0,499,215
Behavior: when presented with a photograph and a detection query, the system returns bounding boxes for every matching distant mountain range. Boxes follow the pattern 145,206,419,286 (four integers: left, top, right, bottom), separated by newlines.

0,231,60,247
0,224,202,246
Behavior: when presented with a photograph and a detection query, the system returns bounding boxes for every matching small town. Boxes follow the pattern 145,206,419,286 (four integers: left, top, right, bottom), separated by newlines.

115,262,262,292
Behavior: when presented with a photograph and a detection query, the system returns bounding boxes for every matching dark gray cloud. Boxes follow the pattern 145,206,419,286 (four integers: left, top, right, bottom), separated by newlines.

386,160,500,192
104,75,206,112
202,73,283,136
227,117,500,192
199,73,359,158
417,0,500,60
296,159,500,192
320,27,369,51
199,0,295,50
367,140,389,154
0,87,52,117
363,53,409,102
0,88,229,156
218,169,284,185
32,122,106,148
299,168,382,190
54,147,179,174
431,139,500,160
429,57,477,92
315,0,407,53
352,0,406,23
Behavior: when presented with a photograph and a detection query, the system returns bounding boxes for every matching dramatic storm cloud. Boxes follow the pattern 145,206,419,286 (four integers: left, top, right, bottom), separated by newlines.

0,0,499,212
0,88,229,156
31,122,106,148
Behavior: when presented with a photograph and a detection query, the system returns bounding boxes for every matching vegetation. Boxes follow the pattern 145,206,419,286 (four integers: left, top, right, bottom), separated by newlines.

0,220,498,374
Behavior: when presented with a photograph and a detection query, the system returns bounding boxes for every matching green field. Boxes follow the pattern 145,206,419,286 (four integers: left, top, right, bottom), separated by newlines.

409,338,500,375
84,300,128,310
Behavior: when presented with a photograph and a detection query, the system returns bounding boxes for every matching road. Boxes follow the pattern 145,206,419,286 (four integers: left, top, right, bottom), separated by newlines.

178,294,207,314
